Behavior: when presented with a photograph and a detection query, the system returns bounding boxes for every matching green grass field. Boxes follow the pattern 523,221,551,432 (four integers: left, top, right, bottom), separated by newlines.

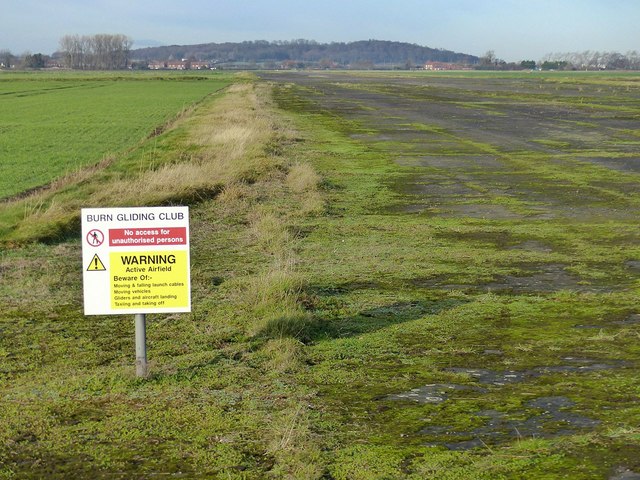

1,71,640,479
0,72,231,200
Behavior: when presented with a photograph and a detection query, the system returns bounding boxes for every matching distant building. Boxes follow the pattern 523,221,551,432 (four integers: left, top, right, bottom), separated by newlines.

166,60,188,70
424,62,468,71
45,59,63,69
190,61,211,70
147,60,212,70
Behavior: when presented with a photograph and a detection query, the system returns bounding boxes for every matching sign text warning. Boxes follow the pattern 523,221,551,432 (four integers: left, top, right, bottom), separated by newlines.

110,251,189,310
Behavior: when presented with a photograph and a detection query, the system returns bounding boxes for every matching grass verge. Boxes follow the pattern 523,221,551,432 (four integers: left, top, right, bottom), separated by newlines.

0,75,327,478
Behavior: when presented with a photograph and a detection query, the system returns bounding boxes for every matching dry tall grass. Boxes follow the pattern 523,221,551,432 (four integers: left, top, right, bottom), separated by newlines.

94,82,284,204
4,78,325,245
286,163,321,193
247,206,292,255
286,162,325,216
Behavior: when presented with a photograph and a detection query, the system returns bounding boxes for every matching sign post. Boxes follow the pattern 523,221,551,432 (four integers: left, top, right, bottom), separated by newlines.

135,313,148,377
81,206,191,377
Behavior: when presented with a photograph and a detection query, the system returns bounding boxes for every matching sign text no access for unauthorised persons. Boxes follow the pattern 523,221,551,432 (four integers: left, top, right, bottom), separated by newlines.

81,206,191,315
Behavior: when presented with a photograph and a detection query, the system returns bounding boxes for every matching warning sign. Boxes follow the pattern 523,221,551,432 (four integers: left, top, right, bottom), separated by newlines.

81,206,191,315
87,254,106,271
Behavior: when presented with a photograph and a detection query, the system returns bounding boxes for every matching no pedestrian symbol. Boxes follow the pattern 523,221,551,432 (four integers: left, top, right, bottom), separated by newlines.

87,229,104,246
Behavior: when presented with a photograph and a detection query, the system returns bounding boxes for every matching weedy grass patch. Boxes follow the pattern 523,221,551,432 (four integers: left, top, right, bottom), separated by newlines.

0,74,331,479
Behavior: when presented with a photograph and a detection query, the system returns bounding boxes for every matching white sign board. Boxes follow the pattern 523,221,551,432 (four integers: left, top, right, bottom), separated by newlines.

81,206,191,315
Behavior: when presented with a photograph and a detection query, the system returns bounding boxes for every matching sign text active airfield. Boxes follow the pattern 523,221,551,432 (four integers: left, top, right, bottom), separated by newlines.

81,207,191,315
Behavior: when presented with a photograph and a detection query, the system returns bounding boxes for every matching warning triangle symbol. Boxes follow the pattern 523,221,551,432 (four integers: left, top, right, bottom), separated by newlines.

87,254,106,271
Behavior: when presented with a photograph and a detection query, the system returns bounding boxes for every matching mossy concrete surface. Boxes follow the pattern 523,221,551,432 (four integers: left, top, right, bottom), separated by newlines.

262,71,640,479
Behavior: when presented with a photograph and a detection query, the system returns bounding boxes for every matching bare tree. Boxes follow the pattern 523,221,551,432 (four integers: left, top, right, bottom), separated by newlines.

0,49,14,68
59,33,133,70
480,50,496,67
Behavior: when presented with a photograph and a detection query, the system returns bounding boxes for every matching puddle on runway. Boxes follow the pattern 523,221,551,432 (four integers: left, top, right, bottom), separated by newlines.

386,383,485,404
413,263,614,294
420,396,600,451
385,358,627,450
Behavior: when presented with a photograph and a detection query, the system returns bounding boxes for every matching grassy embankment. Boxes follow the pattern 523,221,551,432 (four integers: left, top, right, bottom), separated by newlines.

1,70,640,478
1,73,326,478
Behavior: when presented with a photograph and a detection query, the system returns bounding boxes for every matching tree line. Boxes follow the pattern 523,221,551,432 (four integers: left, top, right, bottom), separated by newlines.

0,50,48,69
3,38,640,71
58,34,133,70
539,51,640,70
479,50,640,71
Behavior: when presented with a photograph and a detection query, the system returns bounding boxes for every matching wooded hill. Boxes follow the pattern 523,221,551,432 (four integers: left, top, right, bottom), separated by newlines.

132,39,479,67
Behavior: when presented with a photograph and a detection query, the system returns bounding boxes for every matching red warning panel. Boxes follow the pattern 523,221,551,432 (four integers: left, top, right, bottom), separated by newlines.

109,227,187,246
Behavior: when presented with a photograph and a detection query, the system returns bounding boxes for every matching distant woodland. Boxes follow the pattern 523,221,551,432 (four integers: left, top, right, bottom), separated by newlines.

131,39,479,68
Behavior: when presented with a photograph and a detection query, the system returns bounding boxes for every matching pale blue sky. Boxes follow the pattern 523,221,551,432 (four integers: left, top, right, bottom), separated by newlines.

2,0,638,61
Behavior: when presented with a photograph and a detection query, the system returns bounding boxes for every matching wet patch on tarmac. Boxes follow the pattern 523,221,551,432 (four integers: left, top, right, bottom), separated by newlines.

386,358,627,449
437,203,529,220
386,383,486,404
576,156,640,173
445,358,627,386
420,396,600,451
413,263,615,294
613,313,640,326
483,264,587,293
394,155,506,170
626,260,640,272
610,467,640,480
507,240,554,252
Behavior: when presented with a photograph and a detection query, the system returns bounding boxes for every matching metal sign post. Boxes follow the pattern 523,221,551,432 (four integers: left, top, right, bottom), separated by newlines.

135,314,148,378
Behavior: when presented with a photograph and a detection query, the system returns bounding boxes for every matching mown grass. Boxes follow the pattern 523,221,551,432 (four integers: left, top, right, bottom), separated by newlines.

0,71,230,200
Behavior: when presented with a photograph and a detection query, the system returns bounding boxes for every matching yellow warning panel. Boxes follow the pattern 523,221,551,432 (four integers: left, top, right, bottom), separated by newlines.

87,254,106,271
109,250,189,310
